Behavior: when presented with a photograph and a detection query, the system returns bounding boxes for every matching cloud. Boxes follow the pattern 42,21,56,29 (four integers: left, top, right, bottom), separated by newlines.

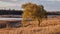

55,0,60,1
11,0,18,2
34,0,60,1
0,0,18,2
0,1,21,9
45,0,60,1
0,0,60,11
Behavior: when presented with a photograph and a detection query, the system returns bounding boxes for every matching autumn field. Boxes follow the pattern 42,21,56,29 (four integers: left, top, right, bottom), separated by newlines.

0,15,60,34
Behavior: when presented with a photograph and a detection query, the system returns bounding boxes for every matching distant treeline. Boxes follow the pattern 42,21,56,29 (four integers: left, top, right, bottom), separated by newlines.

47,12,60,15
0,10,60,15
0,10,23,15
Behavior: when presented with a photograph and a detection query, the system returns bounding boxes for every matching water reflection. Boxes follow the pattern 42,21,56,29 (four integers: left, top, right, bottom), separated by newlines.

0,18,22,20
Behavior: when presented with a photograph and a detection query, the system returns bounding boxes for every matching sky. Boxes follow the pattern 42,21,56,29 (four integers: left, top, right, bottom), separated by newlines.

0,0,60,11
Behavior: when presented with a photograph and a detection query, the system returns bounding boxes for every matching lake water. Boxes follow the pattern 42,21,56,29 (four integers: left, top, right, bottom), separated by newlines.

0,15,60,20
0,18,22,20
48,15,60,18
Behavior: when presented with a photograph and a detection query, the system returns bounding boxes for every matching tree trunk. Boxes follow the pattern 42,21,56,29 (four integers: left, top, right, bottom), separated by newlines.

38,19,42,27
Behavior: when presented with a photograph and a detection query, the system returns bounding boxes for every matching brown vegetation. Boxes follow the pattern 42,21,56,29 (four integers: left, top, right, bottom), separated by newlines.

0,16,60,34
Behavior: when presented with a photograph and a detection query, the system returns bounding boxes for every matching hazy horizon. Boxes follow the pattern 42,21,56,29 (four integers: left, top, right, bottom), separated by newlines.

0,0,60,11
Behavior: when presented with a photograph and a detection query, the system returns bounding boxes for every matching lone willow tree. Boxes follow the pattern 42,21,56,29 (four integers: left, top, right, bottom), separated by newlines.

22,3,47,27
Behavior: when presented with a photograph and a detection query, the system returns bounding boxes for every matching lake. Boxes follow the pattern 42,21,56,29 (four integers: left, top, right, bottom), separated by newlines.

0,15,60,20
0,18,22,21
48,15,60,18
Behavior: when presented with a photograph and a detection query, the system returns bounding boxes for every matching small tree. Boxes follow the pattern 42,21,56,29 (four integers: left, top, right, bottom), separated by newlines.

22,3,47,27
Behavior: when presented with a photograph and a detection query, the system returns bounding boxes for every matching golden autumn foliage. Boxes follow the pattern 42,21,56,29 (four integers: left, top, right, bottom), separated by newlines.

21,3,47,27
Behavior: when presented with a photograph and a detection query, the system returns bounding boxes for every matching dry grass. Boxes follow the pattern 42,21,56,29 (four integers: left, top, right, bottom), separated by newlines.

0,16,60,34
